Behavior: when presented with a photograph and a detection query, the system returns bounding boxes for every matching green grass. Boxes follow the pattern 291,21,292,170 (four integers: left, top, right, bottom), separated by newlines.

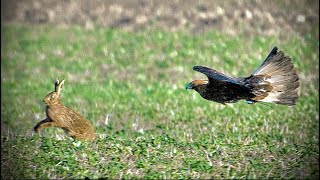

1,23,319,179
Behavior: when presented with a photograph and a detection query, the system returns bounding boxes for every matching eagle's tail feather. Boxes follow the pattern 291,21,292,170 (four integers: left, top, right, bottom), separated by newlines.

247,47,300,106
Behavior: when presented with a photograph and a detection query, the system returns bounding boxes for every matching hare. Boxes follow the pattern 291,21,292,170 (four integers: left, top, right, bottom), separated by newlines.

33,79,95,141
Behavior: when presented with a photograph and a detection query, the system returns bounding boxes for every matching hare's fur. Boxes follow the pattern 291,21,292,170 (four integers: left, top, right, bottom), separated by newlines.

34,79,95,141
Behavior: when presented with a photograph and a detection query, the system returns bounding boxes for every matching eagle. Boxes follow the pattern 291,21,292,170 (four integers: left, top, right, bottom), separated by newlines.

186,47,300,106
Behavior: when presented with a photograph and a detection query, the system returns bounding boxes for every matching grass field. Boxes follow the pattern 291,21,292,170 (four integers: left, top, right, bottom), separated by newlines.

1,23,319,179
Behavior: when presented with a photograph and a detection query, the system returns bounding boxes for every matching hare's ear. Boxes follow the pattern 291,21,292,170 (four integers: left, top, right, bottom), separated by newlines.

54,79,60,91
55,79,65,95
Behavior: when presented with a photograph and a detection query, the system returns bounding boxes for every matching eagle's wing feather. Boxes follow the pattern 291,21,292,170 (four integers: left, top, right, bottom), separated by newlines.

193,66,244,86
252,46,280,75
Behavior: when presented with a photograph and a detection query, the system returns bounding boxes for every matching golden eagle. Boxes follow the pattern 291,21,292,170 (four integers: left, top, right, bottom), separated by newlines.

186,47,300,105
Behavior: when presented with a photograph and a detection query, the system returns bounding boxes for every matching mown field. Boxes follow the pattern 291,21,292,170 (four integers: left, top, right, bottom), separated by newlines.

1,24,319,179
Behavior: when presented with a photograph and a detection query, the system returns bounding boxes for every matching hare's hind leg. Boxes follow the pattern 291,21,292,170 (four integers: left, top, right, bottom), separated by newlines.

33,118,59,133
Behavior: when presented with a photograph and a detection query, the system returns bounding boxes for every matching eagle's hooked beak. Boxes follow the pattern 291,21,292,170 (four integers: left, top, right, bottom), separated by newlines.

185,83,193,90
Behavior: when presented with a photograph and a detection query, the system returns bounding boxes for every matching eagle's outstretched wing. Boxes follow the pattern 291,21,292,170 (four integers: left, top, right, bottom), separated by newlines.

193,66,245,86
253,46,278,73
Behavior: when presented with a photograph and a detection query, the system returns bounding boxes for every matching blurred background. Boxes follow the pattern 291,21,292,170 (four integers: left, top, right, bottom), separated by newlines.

1,0,319,179
1,0,319,38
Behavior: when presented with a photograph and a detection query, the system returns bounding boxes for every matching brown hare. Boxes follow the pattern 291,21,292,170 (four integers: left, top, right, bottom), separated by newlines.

33,79,95,141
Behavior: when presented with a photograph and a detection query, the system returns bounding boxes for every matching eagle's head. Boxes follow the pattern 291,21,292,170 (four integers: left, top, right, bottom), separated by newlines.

185,79,208,90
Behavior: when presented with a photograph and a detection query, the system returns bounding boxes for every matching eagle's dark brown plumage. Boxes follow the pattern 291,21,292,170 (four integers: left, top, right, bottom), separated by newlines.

186,47,300,105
